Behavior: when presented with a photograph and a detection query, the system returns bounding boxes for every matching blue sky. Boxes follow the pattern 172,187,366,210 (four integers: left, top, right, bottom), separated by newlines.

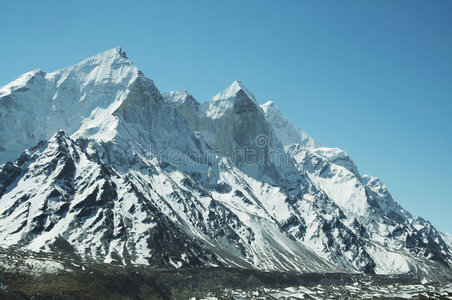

1,0,451,234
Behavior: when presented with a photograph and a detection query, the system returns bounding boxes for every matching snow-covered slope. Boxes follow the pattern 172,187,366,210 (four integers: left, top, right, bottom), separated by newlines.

260,102,451,274
164,85,452,277
0,48,451,279
0,47,138,164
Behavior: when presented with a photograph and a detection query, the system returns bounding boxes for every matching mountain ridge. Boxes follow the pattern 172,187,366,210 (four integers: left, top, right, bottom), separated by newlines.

0,47,451,280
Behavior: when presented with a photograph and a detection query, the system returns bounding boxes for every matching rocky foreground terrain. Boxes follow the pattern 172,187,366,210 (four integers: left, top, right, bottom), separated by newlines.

0,249,450,300
201,281,452,300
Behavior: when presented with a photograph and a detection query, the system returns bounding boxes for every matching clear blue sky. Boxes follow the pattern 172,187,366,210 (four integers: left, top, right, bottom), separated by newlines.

1,1,451,234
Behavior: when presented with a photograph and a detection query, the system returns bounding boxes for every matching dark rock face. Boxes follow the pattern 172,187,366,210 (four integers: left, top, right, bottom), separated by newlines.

0,161,21,197
0,132,225,268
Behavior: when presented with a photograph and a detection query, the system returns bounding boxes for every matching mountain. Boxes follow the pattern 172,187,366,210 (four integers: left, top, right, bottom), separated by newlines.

0,47,451,280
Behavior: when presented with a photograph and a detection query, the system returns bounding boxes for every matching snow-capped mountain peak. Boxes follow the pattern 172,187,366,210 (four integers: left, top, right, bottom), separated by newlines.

70,46,129,67
212,80,257,103
47,46,137,89
204,81,259,122
0,47,140,164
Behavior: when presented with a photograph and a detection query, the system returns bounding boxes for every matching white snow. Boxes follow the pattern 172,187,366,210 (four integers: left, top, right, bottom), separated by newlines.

0,46,139,164
212,80,256,103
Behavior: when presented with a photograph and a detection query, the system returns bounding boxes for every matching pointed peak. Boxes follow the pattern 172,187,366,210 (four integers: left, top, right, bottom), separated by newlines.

99,46,128,59
45,46,139,89
212,80,257,103
230,80,246,91
51,130,69,140
47,130,73,147
115,46,128,59
53,47,133,75
82,46,130,64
